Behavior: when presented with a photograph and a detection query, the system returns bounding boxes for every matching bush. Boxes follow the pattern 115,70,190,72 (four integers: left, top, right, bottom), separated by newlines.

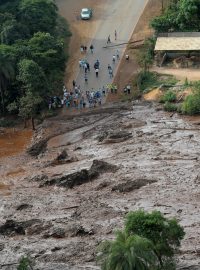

164,102,177,112
137,71,158,91
182,93,200,115
160,90,176,103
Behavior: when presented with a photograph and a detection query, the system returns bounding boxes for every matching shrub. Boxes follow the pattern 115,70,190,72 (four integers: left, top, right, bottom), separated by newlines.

164,102,177,112
182,93,200,115
160,90,176,103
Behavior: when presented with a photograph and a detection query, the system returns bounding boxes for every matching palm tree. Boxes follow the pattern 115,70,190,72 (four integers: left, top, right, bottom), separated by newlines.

0,51,15,114
97,231,158,270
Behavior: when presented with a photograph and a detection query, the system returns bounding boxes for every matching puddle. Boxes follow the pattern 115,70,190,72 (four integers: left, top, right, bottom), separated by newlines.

0,129,32,158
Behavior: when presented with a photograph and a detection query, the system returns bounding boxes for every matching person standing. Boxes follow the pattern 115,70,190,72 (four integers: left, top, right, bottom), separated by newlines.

114,30,117,40
95,68,99,78
90,44,94,53
84,73,88,83
109,67,113,78
72,80,76,88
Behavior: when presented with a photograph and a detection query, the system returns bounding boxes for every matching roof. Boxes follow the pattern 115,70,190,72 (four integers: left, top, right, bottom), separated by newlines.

155,37,200,51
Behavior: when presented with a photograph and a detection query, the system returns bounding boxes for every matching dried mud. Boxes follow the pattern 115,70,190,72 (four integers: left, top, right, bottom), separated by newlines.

0,102,200,270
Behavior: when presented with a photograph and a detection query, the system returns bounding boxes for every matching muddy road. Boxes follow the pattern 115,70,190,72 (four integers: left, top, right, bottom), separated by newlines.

0,102,200,269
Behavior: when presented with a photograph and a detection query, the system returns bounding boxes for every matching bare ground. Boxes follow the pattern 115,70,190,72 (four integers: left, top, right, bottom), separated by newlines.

0,101,200,270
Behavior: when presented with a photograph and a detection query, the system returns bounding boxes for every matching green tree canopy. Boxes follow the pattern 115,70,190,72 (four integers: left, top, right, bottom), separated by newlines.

17,59,48,96
97,231,157,270
125,210,185,267
18,0,57,35
151,0,200,32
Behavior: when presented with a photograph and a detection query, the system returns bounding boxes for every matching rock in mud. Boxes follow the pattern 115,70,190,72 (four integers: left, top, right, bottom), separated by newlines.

27,138,48,157
16,203,33,211
99,131,133,144
41,160,118,189
112,178,157,192
50,149,78,166
44,227,66,239
0,243,5,251
0,219,41,236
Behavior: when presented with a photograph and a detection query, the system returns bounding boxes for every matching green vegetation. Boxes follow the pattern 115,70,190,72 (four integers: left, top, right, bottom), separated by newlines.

181,82,200,115
0,0,71,128
151,0,200,32
17,256,32,270
97,210,185,270
160,90,176,103
164,101,177,112
136,71,177,92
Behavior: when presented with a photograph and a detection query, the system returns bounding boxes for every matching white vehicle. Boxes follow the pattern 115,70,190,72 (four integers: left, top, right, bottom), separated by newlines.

81,8,92,20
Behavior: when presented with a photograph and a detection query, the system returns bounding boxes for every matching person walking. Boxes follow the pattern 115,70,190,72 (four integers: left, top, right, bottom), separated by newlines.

86,62,90,72
109,67,113,79
90,44,94,53
114,30,117,40
116,49,120,60
112,55,116,63
95,68,99,78
107,35,111,44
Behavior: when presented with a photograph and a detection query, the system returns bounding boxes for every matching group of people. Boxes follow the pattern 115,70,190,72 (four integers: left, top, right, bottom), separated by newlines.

55,30,131,110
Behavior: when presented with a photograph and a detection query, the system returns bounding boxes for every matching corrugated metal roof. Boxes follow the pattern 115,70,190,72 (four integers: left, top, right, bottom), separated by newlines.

155,37,200,51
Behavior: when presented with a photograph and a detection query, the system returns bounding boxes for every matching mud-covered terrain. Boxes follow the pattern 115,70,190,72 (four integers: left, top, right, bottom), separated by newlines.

0,102,200,270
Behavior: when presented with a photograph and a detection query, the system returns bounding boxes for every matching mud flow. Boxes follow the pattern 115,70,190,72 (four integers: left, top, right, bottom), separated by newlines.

0,129,32,159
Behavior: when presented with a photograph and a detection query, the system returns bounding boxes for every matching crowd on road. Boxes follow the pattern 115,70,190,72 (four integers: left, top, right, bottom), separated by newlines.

50,30,131,110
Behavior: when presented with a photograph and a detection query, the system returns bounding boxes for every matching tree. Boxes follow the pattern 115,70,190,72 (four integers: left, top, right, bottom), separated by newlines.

0,45,15,114
8,90,42,129
97,231,157,270
17,59,48,96
125,210,185,268
18,0,57,35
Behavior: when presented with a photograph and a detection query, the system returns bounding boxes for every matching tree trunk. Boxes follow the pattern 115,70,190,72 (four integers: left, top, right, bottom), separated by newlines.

24,118,27,128
0,84,5,115
31,117,35,130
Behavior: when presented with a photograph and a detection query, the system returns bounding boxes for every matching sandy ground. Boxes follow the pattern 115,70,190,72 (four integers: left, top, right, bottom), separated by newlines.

152,66,200,81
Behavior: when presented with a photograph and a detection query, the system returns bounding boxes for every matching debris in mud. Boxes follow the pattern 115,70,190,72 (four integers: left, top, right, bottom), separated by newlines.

40,160,118,189
16,203,33,211
27,138,48,157
50,149,78,166
95,181,111,190
0,243,5,251
0,219,41,236
44,227,66,239
29,174,48,182
98,130,132,143
72,225,95,237
112,178,157,192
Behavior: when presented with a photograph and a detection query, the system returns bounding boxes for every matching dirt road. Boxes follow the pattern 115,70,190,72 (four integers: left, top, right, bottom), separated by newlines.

56,0,148,91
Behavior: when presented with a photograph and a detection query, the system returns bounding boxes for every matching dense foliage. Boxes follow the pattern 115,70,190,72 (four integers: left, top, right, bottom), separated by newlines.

151,0,200,32
182,82,200,115
97,210,185,270
0,0,70,127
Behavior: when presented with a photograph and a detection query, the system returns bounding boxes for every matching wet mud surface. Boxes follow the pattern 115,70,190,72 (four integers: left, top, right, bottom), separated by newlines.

0,102,200,269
